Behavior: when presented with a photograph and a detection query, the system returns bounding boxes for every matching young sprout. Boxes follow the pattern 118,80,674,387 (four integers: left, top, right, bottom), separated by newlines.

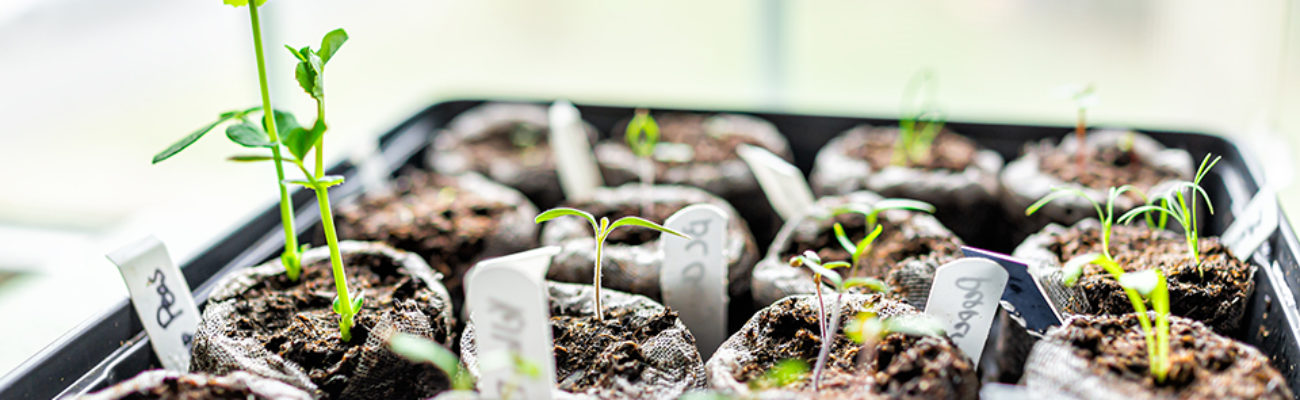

388,333,474,391
1061,254,1171,382
845,311,946,369
748,359,810,391
828,199,935,277
625,109,660,216
1059,83,1098,170
534,208,687,321
153,0,304,280
787,251,889,392
1119,155,1221,270
1027,185,1149,261
894,70,947,166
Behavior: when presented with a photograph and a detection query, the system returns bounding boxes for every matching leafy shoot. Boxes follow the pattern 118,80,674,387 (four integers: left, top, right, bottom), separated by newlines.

788,251,889,392
894,70,946,166
1027,185,1148,260
827,198,934,276
1061,254,1171,382
387,333,474,391
748,359,809,391
1119,154,1221,269
625,109,660,216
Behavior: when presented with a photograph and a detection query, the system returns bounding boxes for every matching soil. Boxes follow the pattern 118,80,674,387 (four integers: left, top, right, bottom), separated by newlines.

778,213,963,299
336,169,512,297
550,302,683,393
118,376,255,400
1044,314,1289,398
637,113,768,165
1037,144,1183,194
731,296,978,399
461,121,556,171
219,251,452,399
559,199,689,246
844,129,979,172
1046,224,1254,334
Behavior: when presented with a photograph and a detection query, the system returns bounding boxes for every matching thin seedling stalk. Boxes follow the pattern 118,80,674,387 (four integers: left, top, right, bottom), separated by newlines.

248,3,301,279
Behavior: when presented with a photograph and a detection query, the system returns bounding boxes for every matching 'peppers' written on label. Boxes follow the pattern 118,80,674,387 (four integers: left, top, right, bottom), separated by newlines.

660,204,728,359
106,236,200,372
923,258,1007,364
466,246,560,400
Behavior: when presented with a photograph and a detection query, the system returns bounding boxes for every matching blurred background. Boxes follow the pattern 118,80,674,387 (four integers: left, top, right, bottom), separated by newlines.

1,0,1298,377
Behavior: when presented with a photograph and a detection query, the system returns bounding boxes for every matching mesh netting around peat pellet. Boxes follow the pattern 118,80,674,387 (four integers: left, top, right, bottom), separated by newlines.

190,241,456,400
460,282,707,400
78,370,313,400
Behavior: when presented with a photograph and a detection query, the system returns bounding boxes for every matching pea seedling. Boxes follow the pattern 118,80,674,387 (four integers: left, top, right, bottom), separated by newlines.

388,333,474,391
534,208,687,321
828,199,935,278
1119,155,1221,271
153,0,305,280
625,109,660,215
1059,83,1098,170
1060,254,1171,382
845,311,946,369
893,70,947,166
787,251,889,392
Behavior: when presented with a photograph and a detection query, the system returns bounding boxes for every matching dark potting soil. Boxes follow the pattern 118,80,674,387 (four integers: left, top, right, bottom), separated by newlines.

1037,143,1183,194
779,213,963,297
645,113,768,165
336,170,509,297
559,199,689,246
844,129,979,172
461,121,557,171
549,301,683,393
1047,314,1288,398
222,252,452,399
117,376,255,400
1047,224,1254,334
733,296,977,399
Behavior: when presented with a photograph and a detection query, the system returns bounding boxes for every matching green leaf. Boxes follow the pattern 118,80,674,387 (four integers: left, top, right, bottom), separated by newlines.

762,359,808,388
284,178,314,188
1026,187,1102,219
882,314,947,337
624,110,660,158
284,45,306,62
261,110,302,137
802,259,843,288
319,175,345,188
535,207,598,233
153,116,233,164
845,312,882,343
222,0,266,7
608,216,688,239
1061,253,1102,287
318,28,349,64
226,154,297,163
225,122,273,148
832,223,856,254
388,333,465,387
844,277,889,293
351,290,365,312
1119,269,1159,297
282,118,324,162
873,198,936,214
855,224,884,260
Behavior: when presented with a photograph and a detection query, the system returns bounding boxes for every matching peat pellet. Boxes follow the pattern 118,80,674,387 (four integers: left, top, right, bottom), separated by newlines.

596,113,792,244
459,282,706,400
809,125,1004,249
751,190,963,309
428,102,602,209
1022,313,1291,399
79,370,313,400
706,293,978,400
1014,219,1256,335
191,241,456,400
1000,130,1193,243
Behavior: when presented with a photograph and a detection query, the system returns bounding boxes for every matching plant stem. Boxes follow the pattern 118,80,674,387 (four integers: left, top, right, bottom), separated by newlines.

1075,107,1087,171
314,99,326,179
249,3,300,280
315,185,356,341
594,234,605,322
814,283,827,343
811,292,843,392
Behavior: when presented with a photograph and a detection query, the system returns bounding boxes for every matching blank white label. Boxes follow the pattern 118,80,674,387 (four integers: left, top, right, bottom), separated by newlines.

466,246,559,400
737,144,815,221
106,236,200,372
660,204,728,359
1222,187,1279,262
924,258,1008,364
548,100,602,201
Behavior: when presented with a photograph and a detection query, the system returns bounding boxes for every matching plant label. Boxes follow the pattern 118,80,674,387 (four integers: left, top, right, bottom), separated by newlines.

737,144,815,221
105,236,199,372
924,258,1007,364
660,204,728,359
548,100,602,201
1222,187,1279,262
962,246,1062,331
466,246,560,400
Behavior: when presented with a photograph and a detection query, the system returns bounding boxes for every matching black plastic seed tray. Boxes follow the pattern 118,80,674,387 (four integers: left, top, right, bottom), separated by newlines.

0,99,1295,398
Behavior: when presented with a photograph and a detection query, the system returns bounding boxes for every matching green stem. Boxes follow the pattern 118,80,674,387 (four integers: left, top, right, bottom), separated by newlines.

594,234,605,322
315,99,326,179
315,185,355,341
249,3,300,280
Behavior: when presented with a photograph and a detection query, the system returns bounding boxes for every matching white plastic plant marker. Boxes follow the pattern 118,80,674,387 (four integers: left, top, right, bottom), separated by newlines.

105,236,200,372
466,246,560,400
660,204,728,359
1222,187,1279,262
923,258,1008,364
548,100,602,201
736,144,814,221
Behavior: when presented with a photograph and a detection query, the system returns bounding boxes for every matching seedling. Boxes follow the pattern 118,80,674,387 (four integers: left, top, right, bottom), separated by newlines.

894,70,947,166
153,0,305,280
787,251,889,392
625,109,660,215
388,333,474,391
534,208,687,321
1027,185,1152,261
1059,83,1098,170
845,311,946,369
828,199,935,277
1060,254,1171,382
748,359,809,391
1120,155,1222,270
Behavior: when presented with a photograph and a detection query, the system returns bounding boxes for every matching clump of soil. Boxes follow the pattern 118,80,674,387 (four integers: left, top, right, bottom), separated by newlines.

638,113,769,165
335,170,518,296
550,302,682,392
219,251,451,399
844,128,979,172
726,295,978,399
1037,144,1183,197
558,198,688,246
459,121,556,170
1046,224,1254,334
1026,314,1291,399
